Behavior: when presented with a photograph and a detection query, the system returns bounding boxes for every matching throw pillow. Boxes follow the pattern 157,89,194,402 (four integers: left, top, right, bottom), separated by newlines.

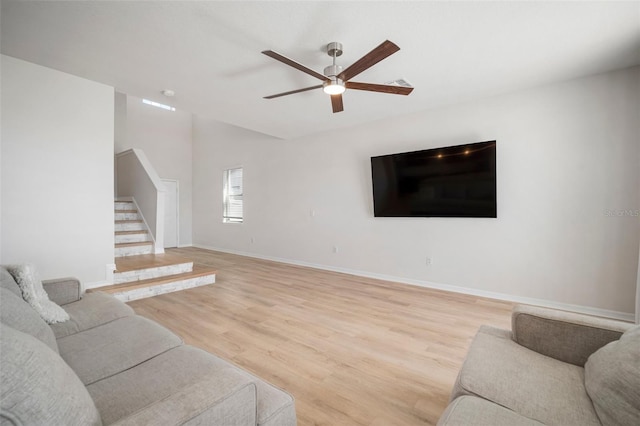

584,325,640,426
4,264,69,324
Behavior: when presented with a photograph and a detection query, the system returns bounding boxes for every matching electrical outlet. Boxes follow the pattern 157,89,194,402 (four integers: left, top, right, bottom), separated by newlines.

333,246,339,254
250,237,255,244
425,257,432,266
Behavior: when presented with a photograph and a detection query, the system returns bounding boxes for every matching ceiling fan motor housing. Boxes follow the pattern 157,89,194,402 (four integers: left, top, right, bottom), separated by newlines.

323,64,343,78
324,42,344,78
326,42,343,58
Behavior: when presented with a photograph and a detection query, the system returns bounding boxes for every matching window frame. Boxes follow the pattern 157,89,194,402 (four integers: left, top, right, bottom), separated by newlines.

222,166,243,224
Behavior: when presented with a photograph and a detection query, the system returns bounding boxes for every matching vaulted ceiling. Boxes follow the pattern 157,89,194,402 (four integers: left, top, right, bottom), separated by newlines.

2,1,639,139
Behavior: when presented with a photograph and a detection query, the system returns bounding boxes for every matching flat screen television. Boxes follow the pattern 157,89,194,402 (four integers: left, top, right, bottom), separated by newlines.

371,140,497,218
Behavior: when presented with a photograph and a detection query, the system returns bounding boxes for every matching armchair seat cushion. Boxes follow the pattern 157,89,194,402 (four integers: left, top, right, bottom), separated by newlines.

438,396,544,426
50,292,135,339
452,326,600,426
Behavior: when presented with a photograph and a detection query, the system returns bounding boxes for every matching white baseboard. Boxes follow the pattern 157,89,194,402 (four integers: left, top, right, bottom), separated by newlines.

84,280,110,291
192,243,635,323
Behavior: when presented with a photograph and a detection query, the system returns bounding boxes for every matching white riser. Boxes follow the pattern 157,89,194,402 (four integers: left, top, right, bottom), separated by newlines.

114,262,193,284
115,212,139,221
115,233,150,244
115,202,134,210
113,274,216,302
115,244,153,257
115,222,146,232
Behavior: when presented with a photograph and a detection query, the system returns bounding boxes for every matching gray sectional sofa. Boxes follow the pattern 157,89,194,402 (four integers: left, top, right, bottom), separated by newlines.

0,267,296,425
438,304,639,425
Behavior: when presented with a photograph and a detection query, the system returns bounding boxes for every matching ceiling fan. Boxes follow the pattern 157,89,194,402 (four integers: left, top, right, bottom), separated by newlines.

262,40,414,113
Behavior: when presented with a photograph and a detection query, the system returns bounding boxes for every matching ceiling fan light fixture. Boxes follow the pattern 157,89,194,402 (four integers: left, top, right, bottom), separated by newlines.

263,40,409,112
323,79,346,95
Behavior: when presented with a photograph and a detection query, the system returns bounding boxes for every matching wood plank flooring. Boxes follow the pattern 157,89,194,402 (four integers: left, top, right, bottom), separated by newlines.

128,247,514,426
113,253,193,273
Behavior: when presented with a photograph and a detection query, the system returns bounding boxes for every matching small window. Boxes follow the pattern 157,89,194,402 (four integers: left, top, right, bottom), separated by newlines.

223,167,243,223
142,98,176,111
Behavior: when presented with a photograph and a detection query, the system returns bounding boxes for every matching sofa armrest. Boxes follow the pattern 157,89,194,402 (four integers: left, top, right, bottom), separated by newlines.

42,277,82,305
111,368,257,426
512,304,633,366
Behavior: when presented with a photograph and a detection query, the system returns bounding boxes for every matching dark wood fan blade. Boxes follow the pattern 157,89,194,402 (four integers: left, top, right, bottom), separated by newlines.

262,50,328,81
345,81,414,95
331,94,344,113
264,85,323,99
338,40,400,82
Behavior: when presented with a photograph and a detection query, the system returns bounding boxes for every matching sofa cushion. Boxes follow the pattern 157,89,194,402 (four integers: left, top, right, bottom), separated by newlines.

87,346,248,424
585,325,640,426
437,396,545,426
0,286,58,353
0,267,22,298
0,324,102,426
50,291,135,339
107,368,257,426
452,325,600,426
87,345,295,426
4,264,69,324
57,315,182,385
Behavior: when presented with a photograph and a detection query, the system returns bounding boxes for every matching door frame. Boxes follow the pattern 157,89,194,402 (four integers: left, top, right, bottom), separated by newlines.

161,178,179,248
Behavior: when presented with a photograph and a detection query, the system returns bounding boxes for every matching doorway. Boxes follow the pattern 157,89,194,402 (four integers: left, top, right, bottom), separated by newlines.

162,179,179,248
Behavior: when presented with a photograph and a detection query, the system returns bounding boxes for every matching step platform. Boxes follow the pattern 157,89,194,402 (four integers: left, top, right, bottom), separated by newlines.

91,253,216,302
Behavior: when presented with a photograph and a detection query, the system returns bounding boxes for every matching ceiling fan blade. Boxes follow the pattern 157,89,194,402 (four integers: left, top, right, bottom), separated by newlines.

331,94,344,113
345,81,414,95
264,84,324,99
262,50,328,81
338,40,400,82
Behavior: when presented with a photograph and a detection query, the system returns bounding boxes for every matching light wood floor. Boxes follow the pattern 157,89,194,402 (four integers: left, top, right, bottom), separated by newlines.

128,247,514,426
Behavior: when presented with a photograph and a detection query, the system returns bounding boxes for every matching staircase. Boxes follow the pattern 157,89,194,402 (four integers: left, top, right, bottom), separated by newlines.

115,200,153,256
91,200,217,302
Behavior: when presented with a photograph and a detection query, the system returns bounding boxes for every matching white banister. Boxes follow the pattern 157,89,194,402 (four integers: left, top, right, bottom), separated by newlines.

115,149,165,253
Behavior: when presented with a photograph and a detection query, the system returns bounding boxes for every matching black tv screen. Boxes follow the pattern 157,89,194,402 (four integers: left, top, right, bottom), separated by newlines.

371,141,497,218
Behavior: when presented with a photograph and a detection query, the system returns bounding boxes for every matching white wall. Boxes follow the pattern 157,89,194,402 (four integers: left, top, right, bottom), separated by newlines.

193,66,640,320
1,55,114,286
115,94,192,246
